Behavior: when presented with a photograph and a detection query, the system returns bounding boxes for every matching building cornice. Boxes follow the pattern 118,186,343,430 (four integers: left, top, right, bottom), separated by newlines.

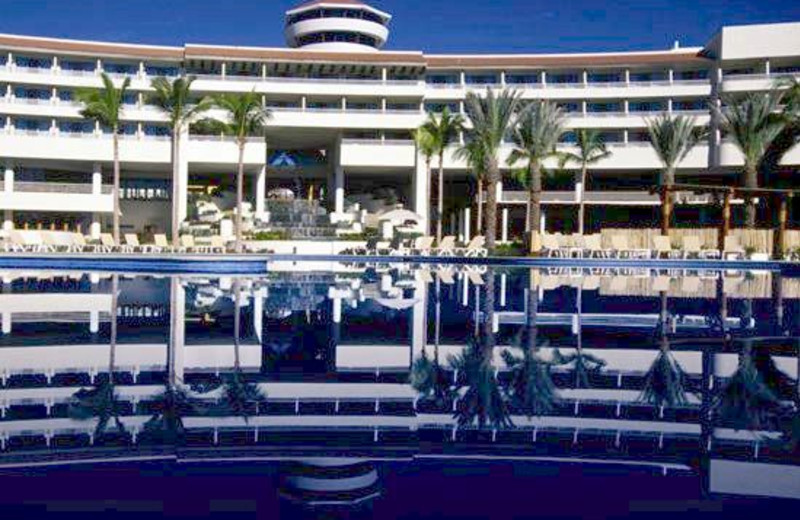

0,33,183,61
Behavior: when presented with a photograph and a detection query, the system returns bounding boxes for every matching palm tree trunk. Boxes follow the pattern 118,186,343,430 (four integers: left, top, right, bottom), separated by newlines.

437,152,444,243
235,142,246,253
526,271,538,354
171,129,181,248
476,179,484,234
112,132,121,245
485,157,499,249
661,167,675,236
529,161,542,235
425,158,432,236
744,164,758,228
578,164,587,235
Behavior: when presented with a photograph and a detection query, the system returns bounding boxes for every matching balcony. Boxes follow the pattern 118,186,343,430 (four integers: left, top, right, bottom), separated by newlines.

268,106,423,130
721,71,800,93
0,181,114,213
190,74,424,98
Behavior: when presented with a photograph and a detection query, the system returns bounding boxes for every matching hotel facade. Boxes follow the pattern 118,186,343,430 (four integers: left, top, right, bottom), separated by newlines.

0,0,799,240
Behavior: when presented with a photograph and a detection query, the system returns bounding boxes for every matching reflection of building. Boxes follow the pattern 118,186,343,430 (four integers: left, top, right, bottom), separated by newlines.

0,267,797,503
0,1,799,239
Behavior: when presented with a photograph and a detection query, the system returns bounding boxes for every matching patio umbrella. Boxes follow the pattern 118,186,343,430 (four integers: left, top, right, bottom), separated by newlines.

379,209,423,226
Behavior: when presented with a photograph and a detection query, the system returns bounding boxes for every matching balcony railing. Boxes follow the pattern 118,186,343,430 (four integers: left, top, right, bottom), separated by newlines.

341,138,414,145
191,73,422,86
11,182,112,195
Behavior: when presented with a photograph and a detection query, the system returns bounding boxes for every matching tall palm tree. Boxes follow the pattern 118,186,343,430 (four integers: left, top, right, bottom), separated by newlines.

760,78,800,188
464,88,524,250
646,114,702,235
508,101,566,237
208,91,272,252
559,128,611,235
148,76,213,247
77,73,130,245
413,126,437,235
421,108,466,242
715,92,786,228
455,136,488,234
69,275,125,441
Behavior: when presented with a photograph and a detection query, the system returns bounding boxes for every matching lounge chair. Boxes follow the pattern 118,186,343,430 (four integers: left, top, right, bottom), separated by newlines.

437,268,455,285
99,233,119,253
21,231,55,253
391,236,434,256
124,233,157,253
541,234,562,257
722,236,746,260
465,269,484,286
180,235,206,253
610,235,648,259
651,235,677,259
209,236,227,254
681,236,719,259
154,234,178,253
66,233,90,253
582,234,609,258
455,236,487,257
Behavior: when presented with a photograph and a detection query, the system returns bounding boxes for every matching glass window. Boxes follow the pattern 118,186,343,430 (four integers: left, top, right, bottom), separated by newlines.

104,63,137,75
58,90,74,102
145,65,179,77
588,72,621,83
15,118,50,131
556,102,580,113
15,56,52,69
424,102,458,113
587,102,621,113
426,75,458,85
465,74,498,85
143,124,170,136
59,120,94,134
14,87,50,100
61,60,95,72
628,101,664,112
549,73,579,84
506,74,539,85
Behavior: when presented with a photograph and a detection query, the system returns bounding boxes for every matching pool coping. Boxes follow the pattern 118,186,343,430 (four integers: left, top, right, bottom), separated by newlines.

0,252,798,275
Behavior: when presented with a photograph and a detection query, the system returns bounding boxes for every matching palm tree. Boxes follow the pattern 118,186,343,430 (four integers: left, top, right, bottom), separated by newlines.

760,78,800,188
464,88,524,249
208,91,272,252
421,108,466,242
148,76,213,247
413,126,437,235
454,136,488,234
508,101,566,237
559,128,611,235
77,73,130,244
715,92,786,228
646,114,702,235
69,275,126,440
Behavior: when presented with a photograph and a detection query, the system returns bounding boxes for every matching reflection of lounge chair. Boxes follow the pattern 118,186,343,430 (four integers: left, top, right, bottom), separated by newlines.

466,269,484,286
437,268,455,285
391,236,434,256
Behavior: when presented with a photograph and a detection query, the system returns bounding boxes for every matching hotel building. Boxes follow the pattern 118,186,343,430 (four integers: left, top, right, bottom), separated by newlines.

0,0,799,240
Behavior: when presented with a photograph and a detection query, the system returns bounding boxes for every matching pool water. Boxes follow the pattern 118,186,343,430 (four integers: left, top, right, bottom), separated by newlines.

0,264,798,518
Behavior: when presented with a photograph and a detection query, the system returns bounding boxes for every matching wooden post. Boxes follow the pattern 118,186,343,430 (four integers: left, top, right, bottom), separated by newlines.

660,186,671,236
773,194,789,260
718,189,731,254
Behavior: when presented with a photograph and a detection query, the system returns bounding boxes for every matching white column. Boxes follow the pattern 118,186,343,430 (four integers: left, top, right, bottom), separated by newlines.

334,166,345,214
332,297,342,324
4,162,13,193
1,312,11,334
575,175,583,203
624,69,630,85
496,180,503,202
540,209,547,234
89,310,99,334
540,70,547,87
582,70,588,86
500,273,507,307
3,210,12,231
220,62,226,79
411,279,428,360
501,208,509,243
255,165,266,218
169,277,186,383
463,207,471,241
253,288,264,342
668,68,674,84
92,163,102,195
500,71,506,86
90,215,101,239
381,67,388,83
764,59,771,76
412,148,430,234
176,127,190,224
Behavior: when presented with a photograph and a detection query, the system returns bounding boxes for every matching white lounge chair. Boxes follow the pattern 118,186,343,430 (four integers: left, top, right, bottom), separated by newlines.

610,235,648,259
456,236,487,257
432,236,457,256
651,235,677,259
723,236,746,260
681,236,719,259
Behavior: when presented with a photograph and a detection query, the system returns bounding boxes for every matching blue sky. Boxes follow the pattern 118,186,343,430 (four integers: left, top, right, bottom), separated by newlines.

1,0,799,53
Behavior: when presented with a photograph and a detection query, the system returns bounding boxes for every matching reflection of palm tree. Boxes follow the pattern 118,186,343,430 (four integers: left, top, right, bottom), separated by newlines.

503,274,557,417
449,271,513,429
69,275,126,439
553,349,605,389
639,292,693,408
411,279,453,405
714,340,786,431
217,280,266,422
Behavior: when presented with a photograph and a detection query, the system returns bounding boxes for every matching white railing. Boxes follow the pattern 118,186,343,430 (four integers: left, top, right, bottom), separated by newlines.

192,73,422,86
341,138,414,145
11,182,108,195
188,135,262,143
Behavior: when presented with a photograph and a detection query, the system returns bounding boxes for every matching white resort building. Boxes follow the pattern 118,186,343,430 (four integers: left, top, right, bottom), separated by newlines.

0,0,799,242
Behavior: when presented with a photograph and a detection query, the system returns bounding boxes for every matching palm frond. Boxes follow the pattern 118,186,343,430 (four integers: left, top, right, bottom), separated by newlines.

76,72,130,131
645,113,702,181
449,338,513,429
716,92,786,170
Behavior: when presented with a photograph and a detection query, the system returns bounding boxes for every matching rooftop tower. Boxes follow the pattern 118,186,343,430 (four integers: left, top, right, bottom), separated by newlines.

284,0,392,52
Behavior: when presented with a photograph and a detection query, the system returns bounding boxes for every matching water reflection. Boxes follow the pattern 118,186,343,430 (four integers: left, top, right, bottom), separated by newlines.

0,264,798,511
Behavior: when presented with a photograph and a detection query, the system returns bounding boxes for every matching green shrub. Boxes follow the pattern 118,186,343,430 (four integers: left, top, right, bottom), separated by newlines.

493,242,527,257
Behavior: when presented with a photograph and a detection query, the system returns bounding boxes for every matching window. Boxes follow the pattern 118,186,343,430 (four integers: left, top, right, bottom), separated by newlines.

465,74,497,85
348,102,379,111
143,124,170,137
678,69,709,80
146,65,179,77
628,101,664,112
506,74,538,85
15,56,52,69
58,90,74,102
61,60,95,72
387,103,417,111
674,99,706,111
630,71,666,82
550,73,579,84
426,75,458,85
424,102,458,113
587,102,621,113
588,72,621,83
14,87,50,100
104,63,137,75
773,65,800,74
15,118,50,131
559,131,577,143
121,180,171,200
556,102,580,113
122,93,137,105
59,120,94,134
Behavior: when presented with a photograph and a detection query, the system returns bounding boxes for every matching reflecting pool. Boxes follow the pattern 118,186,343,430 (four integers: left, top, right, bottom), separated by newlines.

0,264,798,518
